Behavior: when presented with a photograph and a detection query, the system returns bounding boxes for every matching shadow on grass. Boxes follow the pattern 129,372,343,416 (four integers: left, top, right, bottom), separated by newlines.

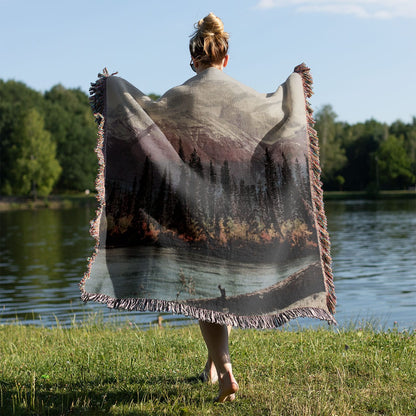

1,374,209,415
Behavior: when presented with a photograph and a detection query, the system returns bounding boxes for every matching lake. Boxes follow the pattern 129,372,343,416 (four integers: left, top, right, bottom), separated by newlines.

0,198,415,330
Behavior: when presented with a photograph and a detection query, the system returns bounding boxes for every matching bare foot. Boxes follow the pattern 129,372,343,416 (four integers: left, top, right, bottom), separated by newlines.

200,358,218,384
215,372,239,403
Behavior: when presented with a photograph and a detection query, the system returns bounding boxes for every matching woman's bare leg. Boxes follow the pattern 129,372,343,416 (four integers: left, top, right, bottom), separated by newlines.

201,325,232,384
199,321,239,402
201,354,218,383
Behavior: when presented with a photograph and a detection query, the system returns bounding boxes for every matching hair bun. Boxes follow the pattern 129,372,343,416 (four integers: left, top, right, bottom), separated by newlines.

197,12,226,37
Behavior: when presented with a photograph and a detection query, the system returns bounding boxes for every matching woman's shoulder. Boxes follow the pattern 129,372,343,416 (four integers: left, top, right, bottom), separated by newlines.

167,68,265,100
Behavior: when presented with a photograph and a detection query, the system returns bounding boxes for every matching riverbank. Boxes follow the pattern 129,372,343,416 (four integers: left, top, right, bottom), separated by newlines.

1,190,415,211
1,322,414,415
0,194,96,211
323,190,416,200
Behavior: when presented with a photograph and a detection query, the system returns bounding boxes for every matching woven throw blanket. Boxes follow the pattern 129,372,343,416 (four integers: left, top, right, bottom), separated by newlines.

80,64,336,328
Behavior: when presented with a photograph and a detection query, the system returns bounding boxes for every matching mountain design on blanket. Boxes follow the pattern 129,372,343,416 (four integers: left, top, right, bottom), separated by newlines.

80,64,336,328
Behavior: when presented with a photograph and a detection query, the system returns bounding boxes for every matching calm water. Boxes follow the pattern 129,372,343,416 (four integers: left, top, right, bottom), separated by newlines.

0,198,415,330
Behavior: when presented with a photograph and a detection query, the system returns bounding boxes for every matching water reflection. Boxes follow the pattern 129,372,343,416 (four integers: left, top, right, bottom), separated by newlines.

325,199,416,330
0,206,175,327
0,198,415,329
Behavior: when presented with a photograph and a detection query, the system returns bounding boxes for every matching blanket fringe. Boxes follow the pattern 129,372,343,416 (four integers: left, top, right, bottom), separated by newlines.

81,291,337,329
79,69,111,294
294,63,336,314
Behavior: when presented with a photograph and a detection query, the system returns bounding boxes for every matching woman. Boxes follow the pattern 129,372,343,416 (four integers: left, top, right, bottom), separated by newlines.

188,13,239,403
83,10,336,407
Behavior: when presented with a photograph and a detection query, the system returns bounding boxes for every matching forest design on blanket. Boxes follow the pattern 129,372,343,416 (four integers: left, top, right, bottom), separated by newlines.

81,65,336,328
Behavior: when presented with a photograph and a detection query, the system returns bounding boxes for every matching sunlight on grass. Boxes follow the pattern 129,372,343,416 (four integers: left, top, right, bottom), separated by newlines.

0,317,414,415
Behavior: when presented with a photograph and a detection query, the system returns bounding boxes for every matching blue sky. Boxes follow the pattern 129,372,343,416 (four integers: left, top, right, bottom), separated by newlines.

1,0,415,124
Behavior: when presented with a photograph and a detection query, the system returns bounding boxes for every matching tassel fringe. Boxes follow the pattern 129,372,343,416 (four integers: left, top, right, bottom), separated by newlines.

81,290,336,329
294,63,336,314
79,69,111,295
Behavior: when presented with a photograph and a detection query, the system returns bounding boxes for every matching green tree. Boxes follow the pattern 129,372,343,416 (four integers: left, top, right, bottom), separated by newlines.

376,135,415,189
389,118,416,181
0,80,45,194
314,105,347,188
0,102,19,194
11,108,61,197
148,93,161,101
0,79,44,109
44,85,97,191
342,119,387,191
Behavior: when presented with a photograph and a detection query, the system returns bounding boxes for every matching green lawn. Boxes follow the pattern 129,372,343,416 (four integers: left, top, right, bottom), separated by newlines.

0,320,415,415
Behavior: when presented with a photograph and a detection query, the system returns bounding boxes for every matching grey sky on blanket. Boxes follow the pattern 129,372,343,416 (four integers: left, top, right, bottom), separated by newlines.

80,64,337,328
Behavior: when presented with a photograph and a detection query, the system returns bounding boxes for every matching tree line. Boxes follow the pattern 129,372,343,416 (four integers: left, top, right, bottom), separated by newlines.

0,79,415,197
315,105,416,191
104,144,315,261
0,80,97,197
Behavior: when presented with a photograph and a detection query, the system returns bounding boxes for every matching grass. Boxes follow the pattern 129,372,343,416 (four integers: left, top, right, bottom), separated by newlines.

0,319,415,416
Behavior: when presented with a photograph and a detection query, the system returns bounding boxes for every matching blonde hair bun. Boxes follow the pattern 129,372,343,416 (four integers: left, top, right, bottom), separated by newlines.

189,13,229,65
197,12,228,39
